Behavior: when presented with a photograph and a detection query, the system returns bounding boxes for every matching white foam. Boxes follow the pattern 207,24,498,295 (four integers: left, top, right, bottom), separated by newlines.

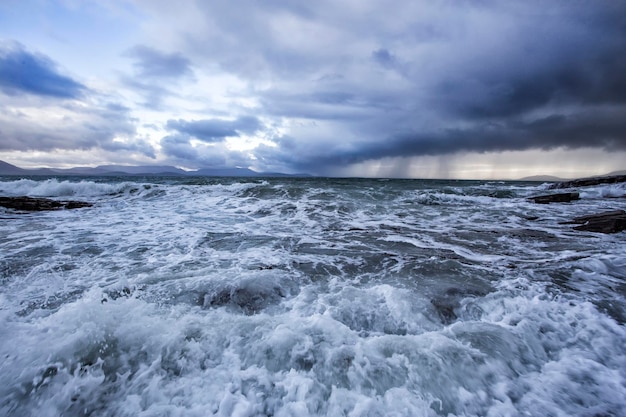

579,183,626,199
0,178,138,198
382,234,504,263
2,177,626,416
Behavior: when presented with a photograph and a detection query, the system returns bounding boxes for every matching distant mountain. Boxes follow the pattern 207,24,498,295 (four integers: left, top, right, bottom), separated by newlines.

96,165,189,175
194,167,260,177
518,175,566,182
607,170,626,176
0,160,308,178
53,166,113,175
0,160,25,175
40,164,189,176
0,160,58,176
520,171,626,182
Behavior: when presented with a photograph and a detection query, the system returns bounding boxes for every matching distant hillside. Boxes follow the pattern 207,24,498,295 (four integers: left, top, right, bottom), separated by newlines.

519,170,626,182
96,165,189,175
0,160,25,175
195,167,260,177
607,170,626,176
549,173,626,189
0,160,308,178
53,165,190,176
519,175,565,182
520,175,566,182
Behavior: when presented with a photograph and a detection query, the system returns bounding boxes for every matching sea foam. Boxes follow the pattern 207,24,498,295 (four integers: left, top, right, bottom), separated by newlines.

1,176,625,416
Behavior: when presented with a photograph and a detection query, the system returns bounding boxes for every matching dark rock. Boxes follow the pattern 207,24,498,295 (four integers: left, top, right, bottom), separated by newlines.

568,210,626,234
431,288,465,325
431,299,457,324
550,174,626,189
201,283,285,315
507,228,558,240
0,196,93,211
63,200,93,209
528,192,580,204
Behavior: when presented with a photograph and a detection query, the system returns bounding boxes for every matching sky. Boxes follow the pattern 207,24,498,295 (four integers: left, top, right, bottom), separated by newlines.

0,0,625,179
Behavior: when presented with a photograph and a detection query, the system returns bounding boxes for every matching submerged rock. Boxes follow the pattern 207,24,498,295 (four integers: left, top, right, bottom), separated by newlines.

431,291,459,324
431,287,486,325
528,192,580,204
568,210,626,234
200,281,286,315
0,196,92,211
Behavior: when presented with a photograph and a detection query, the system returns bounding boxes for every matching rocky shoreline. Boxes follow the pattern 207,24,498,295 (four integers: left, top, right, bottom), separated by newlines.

564,210,626,234
528,174,626,234
549,174,626,189
528,192,580,204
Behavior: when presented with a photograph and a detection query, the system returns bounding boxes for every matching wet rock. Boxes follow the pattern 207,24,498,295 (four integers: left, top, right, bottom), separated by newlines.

549,174,626,189
0,196,92,211
201,282,286,314
431,287,489,325
507,228,558,240
63,200,93,209
568,210,626,234
431,288,464,324
527,192,580,204
521,215,540,221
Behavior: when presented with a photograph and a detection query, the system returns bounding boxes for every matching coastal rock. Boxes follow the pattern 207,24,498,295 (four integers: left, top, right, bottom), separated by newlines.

567,210,626,234
528,192,580,204
550,174,626,189
0,196,92,211
431,289,461,324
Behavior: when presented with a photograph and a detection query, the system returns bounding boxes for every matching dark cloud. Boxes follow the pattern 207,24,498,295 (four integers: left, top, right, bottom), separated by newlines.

439,39,626,119
0,42,85,99
260,88,396,121
240,0,626,173
121,45,195,109
160,134,200,161
124,45,193,79
166,116,262,142
101,138,156,159
120,75,172,110
426,2,626,122
372,48,396,69
262,108,626,173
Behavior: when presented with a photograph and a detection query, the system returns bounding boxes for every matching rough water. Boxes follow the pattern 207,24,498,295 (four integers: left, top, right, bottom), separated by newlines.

1,176,625,417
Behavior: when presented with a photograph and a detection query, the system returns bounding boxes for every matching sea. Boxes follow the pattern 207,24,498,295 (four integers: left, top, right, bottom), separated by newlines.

1,176,625,417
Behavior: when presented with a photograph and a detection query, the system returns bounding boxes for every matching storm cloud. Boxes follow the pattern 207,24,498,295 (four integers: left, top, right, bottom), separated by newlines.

120,45,195,110
0,42,85,99
125,45,193,79
166,116,262,142
262,1,626,172
2,1,626,176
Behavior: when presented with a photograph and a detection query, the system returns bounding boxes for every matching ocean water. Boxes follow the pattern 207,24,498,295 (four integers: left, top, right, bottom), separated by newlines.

1,176,625,417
